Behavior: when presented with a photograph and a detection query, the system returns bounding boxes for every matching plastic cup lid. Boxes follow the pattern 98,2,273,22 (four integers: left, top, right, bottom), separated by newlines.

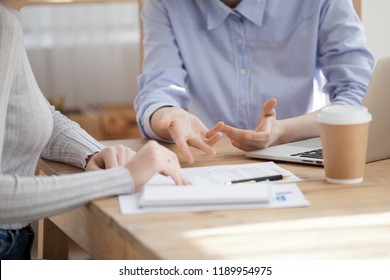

317,104,372,125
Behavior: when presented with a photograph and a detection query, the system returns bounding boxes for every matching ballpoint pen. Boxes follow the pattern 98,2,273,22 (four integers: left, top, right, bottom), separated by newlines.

225,174,287,185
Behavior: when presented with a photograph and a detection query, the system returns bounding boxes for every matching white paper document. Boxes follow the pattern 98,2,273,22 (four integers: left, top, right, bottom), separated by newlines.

139,183,272,208
118,162,309,215
140,161,301,186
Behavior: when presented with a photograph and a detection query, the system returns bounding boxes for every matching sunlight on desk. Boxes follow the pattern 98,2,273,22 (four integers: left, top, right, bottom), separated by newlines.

37,138,390,260
182,212,390,259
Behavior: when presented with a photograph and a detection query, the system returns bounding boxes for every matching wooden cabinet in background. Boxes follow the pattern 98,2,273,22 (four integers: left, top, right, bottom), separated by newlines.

67,110,104,140
98,104,140,140
353,0,362,19
66,104,140,141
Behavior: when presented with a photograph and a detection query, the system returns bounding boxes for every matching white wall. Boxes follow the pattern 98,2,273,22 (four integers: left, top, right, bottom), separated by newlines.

362,0,390,62
22,2,140,111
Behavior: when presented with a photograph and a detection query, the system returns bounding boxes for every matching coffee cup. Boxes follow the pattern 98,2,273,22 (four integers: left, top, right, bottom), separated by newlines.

317,104,372,184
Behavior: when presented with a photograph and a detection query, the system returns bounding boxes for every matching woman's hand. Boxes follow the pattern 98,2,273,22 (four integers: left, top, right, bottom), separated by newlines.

85,145,136,171
125,141,190,192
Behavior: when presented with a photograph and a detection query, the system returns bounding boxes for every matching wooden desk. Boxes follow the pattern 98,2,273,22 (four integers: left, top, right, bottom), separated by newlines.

38,137,390,259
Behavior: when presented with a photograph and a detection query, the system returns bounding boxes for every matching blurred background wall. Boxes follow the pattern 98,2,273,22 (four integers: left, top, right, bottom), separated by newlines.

20,0,390,140
362,0,390,61
22,1,140,111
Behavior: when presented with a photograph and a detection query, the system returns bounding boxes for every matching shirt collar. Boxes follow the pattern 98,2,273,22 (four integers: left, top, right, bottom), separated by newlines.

206,0,268,30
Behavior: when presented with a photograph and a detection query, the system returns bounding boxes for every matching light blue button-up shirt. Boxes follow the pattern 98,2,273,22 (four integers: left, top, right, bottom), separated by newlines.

135,0,374,140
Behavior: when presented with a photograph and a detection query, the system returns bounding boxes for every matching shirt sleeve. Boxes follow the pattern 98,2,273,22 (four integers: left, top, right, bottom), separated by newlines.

41,103,105,169
317,0,375,105
134,0,190,139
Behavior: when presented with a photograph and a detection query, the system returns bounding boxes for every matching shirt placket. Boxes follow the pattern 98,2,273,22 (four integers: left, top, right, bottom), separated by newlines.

232,13,250,129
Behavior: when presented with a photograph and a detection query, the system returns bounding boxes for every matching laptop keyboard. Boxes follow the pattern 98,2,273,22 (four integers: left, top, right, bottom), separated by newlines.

291,149,323,159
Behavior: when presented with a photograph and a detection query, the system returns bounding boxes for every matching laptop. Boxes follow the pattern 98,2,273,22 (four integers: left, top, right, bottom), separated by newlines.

246,57,390,165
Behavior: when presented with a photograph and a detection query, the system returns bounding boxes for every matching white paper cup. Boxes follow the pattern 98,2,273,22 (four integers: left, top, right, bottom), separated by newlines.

318,105,372,184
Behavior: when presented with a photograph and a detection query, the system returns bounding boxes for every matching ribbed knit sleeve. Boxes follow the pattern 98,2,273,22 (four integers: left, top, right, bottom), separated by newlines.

41,105,105,169
0,167,134,226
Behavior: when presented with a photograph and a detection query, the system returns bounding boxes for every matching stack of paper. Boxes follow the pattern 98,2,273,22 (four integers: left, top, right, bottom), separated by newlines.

139,182,271,208
118,162,309,215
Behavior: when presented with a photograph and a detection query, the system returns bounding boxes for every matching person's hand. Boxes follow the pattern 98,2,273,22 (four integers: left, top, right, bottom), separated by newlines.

86,145,136,171
151,107,224,163
125,140,190,192
223,98,283,151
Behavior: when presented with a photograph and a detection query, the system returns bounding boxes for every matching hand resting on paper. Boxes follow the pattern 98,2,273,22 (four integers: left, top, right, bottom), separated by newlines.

87,141,190,192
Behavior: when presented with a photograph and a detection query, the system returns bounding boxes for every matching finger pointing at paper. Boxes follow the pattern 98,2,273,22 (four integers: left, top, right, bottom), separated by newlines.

125,141,190,193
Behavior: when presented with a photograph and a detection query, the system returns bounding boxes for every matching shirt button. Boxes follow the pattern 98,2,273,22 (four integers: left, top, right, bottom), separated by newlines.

240,68,247,75
237,38,243,45
240,99,247,106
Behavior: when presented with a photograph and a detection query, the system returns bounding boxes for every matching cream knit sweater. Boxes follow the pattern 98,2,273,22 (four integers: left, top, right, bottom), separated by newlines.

0,2,134,229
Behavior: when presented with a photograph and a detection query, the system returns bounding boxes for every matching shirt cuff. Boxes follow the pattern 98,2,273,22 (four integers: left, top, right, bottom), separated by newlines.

140,103,176,143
